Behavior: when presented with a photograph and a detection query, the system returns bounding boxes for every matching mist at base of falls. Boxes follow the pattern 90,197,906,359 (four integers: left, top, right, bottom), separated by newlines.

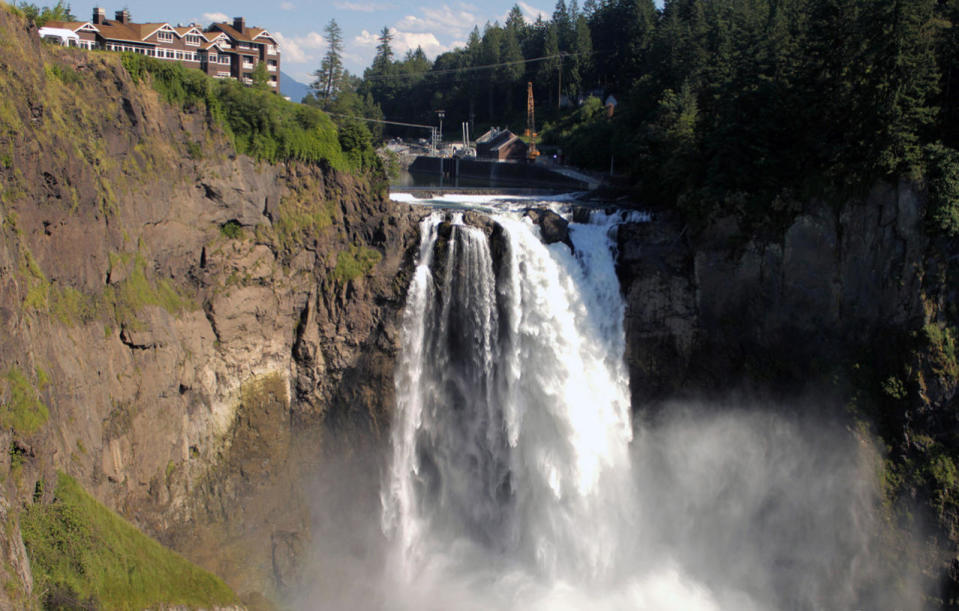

290,199,918,611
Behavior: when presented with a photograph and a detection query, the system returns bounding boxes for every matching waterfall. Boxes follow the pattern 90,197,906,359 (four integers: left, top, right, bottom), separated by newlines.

368,198,885,611
381,206,717,609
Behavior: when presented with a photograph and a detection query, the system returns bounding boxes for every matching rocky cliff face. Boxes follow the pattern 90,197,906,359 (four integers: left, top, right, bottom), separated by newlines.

0,9,424,605
616,179,958,601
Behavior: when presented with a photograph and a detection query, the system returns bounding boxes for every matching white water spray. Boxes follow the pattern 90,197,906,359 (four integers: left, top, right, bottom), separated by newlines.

255,195,909,611
381,204,728,609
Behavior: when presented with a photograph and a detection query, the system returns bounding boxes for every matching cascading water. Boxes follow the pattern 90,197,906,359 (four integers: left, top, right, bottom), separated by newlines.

381,204,724,609
295,196,898,610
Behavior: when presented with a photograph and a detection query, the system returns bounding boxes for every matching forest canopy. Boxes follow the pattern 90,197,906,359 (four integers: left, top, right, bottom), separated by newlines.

317,0,959,229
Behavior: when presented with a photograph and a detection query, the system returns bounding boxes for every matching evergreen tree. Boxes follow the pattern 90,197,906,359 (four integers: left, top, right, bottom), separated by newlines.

373,26,395,71
313,19,344,105
251,60,270,91
539,22,562,108
500,24,526,112
506,4,525,33
568,15,593,99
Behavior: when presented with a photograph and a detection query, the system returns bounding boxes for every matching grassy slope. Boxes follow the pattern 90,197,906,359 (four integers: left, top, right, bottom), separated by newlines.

20,472,237,609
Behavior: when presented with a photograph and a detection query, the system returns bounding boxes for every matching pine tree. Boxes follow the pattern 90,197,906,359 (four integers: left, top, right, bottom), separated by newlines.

539,22,562,108
313,19,344,105
568,15,593,99
373,26,395,71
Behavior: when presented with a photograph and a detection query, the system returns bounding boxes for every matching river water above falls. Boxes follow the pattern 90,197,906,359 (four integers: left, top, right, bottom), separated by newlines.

298,194,902,610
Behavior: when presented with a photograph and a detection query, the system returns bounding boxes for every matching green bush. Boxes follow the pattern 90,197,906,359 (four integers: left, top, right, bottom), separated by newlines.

103,252,192,328
21,472,237,609
119,54,378,173
219,220,243,239
332,244,382,283
0,366,49,436
924,143,959,237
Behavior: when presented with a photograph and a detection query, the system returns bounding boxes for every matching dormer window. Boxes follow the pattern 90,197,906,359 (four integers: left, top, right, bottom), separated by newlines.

185,34,203,46
157,31,173,42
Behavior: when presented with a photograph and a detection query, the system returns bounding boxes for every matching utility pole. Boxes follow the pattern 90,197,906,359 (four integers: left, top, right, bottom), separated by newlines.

436,109,445,152
557,53,562,110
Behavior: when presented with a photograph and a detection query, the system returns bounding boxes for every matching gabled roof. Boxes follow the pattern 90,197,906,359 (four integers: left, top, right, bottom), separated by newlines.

250,28,276,43
174,26,206,38
95,21,145,43
43,21,99,33
490,133,522,152
142,23,177,39
138,23,174,40
207,22,252,42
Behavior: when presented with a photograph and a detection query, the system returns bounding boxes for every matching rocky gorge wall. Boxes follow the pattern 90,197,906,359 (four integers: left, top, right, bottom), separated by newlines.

616,179,959,603
2,5,958,606
0,9,425,606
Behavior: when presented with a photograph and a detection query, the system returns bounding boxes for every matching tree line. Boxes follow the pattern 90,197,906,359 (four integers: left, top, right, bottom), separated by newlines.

314,0,959,228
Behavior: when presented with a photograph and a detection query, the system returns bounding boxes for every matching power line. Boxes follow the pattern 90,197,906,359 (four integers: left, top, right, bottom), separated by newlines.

326,112,434,130
360,50,597,81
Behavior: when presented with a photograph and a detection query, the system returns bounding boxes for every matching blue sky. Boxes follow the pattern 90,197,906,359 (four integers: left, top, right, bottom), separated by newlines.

71,1,558,83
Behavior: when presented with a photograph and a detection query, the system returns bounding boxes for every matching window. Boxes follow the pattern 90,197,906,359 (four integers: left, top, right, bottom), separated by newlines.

157,30,173,42
220,55,230,64
175,51,183,60
185,34,203,46
166,50,174,59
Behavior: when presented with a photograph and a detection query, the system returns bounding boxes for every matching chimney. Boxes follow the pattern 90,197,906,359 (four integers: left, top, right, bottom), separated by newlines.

233,17,245,32
115,9,129,24
92,7,105,24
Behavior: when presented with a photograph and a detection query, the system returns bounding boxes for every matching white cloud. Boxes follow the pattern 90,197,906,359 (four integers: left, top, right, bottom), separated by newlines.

517,1,549,23
354,29,379,48
273,30,326,65
354,28,450,60
394,5,482,39
280,2,295,10
392,31,448,56
203,12,229,23
335,1,393,12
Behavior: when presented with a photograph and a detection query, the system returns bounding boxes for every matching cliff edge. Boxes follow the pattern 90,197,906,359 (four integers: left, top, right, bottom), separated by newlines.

0,6,423,606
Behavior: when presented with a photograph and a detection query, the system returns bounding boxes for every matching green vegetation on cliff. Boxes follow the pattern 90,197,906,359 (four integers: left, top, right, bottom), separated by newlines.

20,472,237,609
120,53,380,174
0,366,48,436
333,244,383,283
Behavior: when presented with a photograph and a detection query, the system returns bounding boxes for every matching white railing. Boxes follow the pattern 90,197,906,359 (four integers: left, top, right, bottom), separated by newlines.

267,65,276,72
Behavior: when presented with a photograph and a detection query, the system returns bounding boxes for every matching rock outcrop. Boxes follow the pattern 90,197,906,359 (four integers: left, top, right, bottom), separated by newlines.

0,9,424,605
616,179,958,600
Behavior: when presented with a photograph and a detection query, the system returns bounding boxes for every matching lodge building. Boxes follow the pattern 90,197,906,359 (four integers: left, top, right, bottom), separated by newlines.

40,8,281,93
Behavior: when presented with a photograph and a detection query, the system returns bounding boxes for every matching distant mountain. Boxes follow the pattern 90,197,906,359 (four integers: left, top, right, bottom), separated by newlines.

279,71,311,104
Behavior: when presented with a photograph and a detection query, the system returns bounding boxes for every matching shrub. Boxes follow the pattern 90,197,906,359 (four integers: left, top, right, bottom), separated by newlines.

332,244,382,283
119,54,378,173
0,366,49,436
21,472,237,609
